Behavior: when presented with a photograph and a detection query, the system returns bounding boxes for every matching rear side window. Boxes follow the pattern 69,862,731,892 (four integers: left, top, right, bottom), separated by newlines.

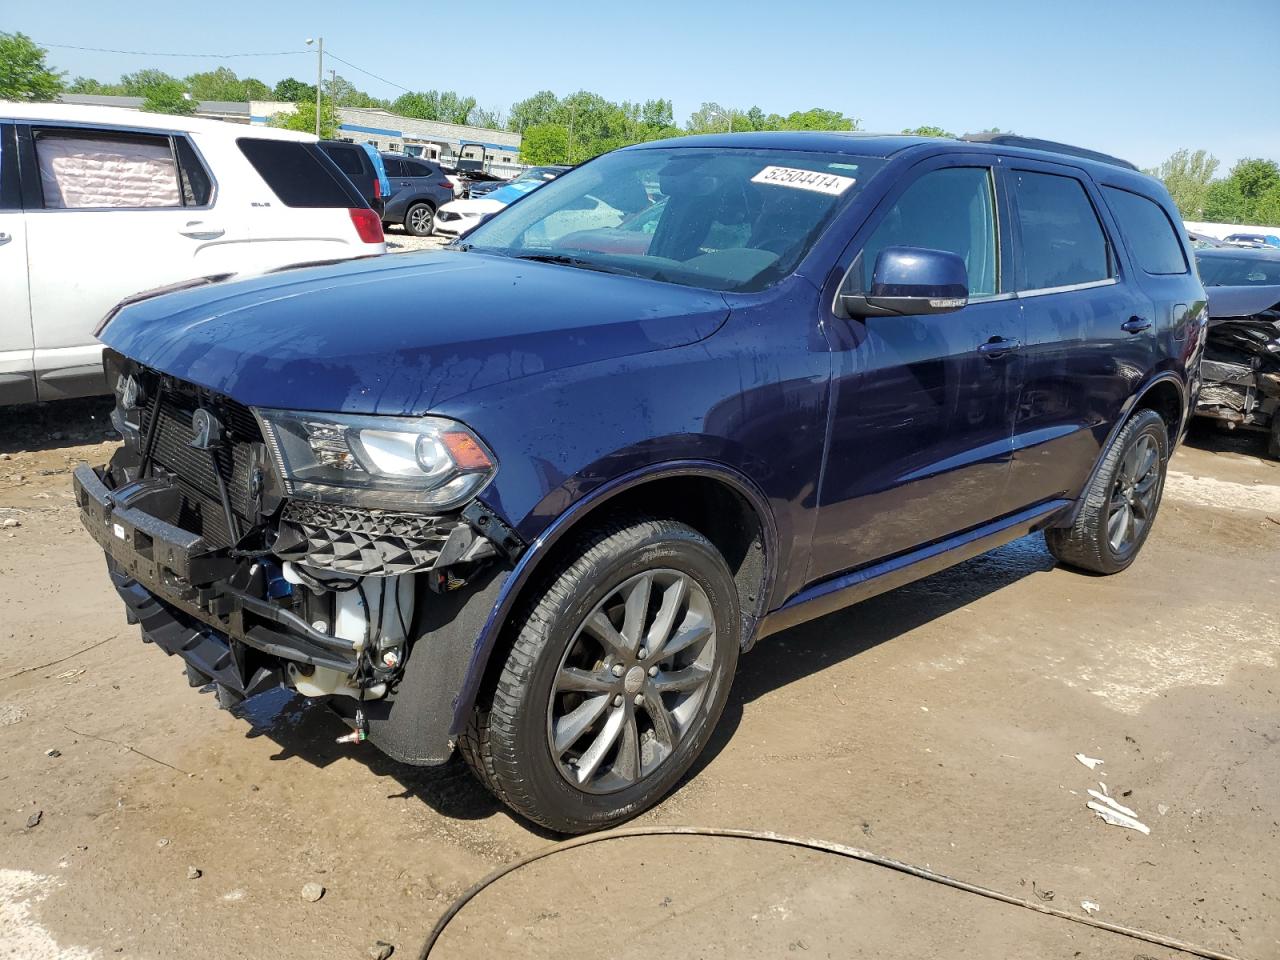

237,138,359,208
34,130,182,209
383,156,407,178
175,137,213,206
1102,186,1188,275
323,144,366,177
407,159,437,177
1012,171,1111,290
850,166,999,298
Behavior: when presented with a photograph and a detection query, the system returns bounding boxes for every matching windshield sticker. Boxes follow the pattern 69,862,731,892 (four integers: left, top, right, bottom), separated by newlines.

751,166,856,195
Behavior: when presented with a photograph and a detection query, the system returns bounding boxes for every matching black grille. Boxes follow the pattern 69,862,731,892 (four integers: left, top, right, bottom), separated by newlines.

141,382,264,547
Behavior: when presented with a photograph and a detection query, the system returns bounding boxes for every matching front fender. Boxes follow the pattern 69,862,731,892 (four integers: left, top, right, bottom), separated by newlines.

445,459,779,740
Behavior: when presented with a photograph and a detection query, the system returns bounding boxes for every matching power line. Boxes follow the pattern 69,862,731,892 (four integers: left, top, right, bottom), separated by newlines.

323,52,412,94
38,41,308,59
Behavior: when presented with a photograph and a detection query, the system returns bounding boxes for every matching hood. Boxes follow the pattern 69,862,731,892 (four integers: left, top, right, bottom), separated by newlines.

1206,284,1280,320
441,198,503,216
99,251,729,415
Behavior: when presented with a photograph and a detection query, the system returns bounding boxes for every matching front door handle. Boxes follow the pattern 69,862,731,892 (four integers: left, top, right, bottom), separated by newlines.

1122,316,1152,334
179,221,225,240
978,337,1022,360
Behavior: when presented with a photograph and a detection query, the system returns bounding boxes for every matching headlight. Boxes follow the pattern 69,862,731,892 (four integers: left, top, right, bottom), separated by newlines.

255,409,497,512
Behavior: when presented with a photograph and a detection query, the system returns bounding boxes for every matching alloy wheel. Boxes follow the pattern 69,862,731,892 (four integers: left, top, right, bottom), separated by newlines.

1107,433,1160,553
547,569,717,794
409,206,433,233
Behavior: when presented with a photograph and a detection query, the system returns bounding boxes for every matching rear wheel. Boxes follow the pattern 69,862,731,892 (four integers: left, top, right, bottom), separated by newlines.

1046,408,1169,574
405,202,435,237
460,518,739,833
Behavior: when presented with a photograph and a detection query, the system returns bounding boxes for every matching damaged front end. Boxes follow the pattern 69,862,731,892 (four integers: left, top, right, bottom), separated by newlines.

1195,285,1280,450
74,351,520,762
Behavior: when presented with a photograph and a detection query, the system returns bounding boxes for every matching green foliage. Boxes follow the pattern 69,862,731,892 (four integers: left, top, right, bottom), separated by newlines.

119,69,182,97
390,89,478,125
1143,149,1219,219
521,123,569,164
467,105,504,130
327,74,389,109
273,77,315,103
185,66,269,102
269,99,338,139
508,90,560,132
687,102,858,134
1153,152,1280,226
0,32,64,101
902,125,955,138
141,80,196,116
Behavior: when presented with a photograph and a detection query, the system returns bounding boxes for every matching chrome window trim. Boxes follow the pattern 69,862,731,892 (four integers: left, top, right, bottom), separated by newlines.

1016,276,1119,298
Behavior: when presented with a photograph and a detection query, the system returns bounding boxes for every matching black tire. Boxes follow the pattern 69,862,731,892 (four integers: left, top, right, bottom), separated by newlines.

1046,408,1169,574
404,202,435,237
460,518,740,833
1268,415,1280,460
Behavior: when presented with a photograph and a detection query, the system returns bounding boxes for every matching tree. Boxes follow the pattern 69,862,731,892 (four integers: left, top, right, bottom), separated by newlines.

141,80,196,116
1202,178,1249,223
68,76,123,95
1145,149,1219,219
273,77,315,103
520,123,569,164
326,74,388,109
508,90,560,132
184,66,270,103
902,125,955,138
119,69,182,97
1228,158,1280,202
468,105,503,130
777,108,858,131
269,99,338,139
0,32,64,101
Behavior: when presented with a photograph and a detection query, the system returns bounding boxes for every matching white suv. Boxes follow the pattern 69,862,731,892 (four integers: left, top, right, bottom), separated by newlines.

0,103,386,405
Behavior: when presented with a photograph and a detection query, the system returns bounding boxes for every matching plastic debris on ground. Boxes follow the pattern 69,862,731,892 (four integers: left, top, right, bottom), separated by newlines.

1086,782,1150,835
1074,753,1104,770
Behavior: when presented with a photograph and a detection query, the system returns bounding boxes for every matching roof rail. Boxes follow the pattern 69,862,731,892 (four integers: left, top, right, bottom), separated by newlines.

960,134,1139,172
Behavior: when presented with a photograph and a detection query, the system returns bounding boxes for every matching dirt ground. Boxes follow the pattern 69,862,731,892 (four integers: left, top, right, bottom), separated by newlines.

1,399,1277,960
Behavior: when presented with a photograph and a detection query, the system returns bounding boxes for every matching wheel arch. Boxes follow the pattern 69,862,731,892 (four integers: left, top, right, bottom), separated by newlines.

448,460,779,738
1055,372,1187,528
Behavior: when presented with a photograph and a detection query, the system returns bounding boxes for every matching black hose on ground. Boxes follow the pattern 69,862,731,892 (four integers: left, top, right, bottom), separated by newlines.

418,825,1245,960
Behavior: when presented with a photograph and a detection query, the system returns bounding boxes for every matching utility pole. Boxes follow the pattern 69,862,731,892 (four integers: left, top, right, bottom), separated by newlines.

305,37,324,138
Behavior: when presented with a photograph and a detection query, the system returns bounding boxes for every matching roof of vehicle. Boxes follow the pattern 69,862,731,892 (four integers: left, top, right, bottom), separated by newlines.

626,131,1152,182
0,101,316,142
1223,232,1270,239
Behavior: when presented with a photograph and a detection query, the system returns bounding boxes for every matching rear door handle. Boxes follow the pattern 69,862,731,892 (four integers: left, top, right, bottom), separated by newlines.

179,221,225,240
1122,316,1152,334
0,232,10,245
978,337,1022,360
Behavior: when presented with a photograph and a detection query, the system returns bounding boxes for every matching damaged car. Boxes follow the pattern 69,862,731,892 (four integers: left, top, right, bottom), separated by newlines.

1193,246,1280,456
76,132,1204,833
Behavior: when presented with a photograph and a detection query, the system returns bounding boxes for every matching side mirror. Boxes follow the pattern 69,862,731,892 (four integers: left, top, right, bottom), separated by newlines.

841,246,969,318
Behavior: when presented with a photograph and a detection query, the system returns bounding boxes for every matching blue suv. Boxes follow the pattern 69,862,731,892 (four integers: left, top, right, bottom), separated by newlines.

75,132,1206,832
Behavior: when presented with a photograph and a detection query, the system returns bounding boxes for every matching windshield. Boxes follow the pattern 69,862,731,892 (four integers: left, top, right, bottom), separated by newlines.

459,147,886,292
1196,253,1280,286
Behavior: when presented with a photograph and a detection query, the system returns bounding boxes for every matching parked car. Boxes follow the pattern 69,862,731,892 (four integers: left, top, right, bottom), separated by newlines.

76,132,1205,833
0,103,384,406
559,199,666,255
317,141,390,216
380,153,456,236
1192,246,1280,455
469,164,570,199
433,176,544,236
1187,230,1230,249
1222,232,1280,249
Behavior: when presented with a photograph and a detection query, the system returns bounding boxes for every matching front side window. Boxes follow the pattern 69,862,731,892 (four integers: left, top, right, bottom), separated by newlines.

462,147,887,293
846,166,999,298
1012,171,1112,290
35,130,182,209
1102,186,1187,275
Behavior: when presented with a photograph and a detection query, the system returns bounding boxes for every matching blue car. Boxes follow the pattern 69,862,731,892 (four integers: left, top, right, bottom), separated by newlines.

76,132,1206,832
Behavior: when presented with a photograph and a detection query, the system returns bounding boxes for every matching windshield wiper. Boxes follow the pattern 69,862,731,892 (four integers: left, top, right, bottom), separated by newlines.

512,253,647,279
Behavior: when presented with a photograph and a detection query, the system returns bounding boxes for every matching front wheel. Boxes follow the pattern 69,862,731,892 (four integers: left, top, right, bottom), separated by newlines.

1046,408,1169,574
404,202,435,237
460,518,740,833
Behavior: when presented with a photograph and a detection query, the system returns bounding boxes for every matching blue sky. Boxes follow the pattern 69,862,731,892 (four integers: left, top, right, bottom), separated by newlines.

12,0,1280,171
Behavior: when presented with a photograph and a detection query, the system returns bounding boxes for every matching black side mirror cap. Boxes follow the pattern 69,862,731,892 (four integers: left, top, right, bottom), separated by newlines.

841,246,970,318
